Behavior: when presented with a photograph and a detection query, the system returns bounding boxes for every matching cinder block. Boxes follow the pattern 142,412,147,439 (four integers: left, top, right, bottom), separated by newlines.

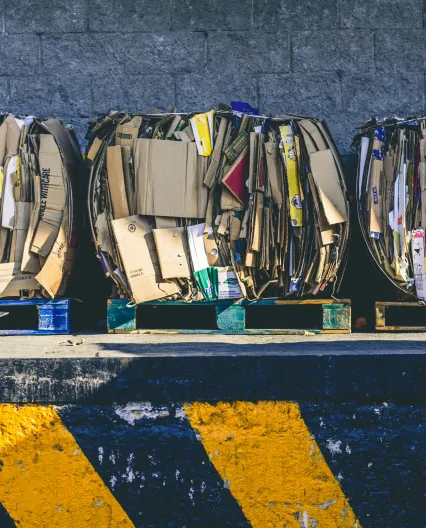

88,0,170,32
9,75,92,117
92,76,175,114
208,32,290,74
5,0,86,33
124,33,206,74
375,31,425,72
259,74,341,116
292,30,372,73
171,0,252,31
339,0,422,28
254,0,338,30
0,35,40,75
42,34,125,75
341,73,424,114
176,74,257,112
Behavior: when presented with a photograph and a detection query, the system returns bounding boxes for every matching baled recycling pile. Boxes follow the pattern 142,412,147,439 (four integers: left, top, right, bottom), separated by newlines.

356,117,426,301
87,106,349,304
0,115,82,298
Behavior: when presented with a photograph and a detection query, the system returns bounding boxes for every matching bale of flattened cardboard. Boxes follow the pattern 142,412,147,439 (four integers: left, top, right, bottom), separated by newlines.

0,114,83,299
86,106,349,304
355,116,426,302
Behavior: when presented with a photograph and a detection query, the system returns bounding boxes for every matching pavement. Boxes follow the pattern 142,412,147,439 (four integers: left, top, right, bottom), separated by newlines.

0,332,425,357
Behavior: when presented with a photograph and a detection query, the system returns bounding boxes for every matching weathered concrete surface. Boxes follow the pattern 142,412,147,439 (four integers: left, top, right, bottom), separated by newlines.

0,336,423,526
1,332,426,357
0,401,423,527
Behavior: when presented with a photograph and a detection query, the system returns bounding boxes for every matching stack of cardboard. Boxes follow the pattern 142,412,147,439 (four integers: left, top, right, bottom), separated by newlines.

0,114,83,298
356,116,426,301
87,106,349,304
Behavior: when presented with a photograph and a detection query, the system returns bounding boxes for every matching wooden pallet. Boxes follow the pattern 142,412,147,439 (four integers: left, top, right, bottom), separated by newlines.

107,298,351,335
376,301,426,331
0,299,73,335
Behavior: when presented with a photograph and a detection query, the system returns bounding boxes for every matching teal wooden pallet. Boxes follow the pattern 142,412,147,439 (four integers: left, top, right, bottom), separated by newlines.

107,299,351,335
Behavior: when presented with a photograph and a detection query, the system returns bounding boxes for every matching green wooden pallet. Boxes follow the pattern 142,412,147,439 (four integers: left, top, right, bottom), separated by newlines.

107,298,351,335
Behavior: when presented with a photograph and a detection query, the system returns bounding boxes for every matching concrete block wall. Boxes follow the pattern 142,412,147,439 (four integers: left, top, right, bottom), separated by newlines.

1,0,425,153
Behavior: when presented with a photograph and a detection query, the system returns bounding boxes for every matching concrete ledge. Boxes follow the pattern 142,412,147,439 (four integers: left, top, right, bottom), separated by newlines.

0,333,424,403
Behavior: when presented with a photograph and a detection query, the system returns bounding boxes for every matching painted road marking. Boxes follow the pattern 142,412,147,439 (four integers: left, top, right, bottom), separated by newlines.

0,404,134,527
186,401,362,528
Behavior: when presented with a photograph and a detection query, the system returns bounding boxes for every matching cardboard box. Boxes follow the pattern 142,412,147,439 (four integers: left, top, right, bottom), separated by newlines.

112,215,179,304
134,139,208,218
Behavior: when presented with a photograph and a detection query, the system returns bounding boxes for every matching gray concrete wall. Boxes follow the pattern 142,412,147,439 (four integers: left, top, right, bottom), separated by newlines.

1,0,424,154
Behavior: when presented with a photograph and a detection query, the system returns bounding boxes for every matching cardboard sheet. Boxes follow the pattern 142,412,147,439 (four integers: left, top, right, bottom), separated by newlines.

31,135,66,257
13,201,31,263
0,262,38,297
153,227,191,279
21,176,41,273
106,145,130,220
310,149,348,225
369,158,383,236
95,211,114,257
222,146,248,205
1,155,16,229
265,140,283,205
35,211,72,298
112,215,179,304
280,125,303,227
187,223,209,272
412,229,426,302
135,139,208,219
218,267,242,299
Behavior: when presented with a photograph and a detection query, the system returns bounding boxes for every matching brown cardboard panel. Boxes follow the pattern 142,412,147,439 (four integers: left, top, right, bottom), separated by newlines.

265,140,283,205
106,145,130,220
135,139,208,219
21,176,41,273
220,186,244,211
153,227,191,279
299,119,327,152
121,145,134,215
112,215,179,304
203,232,219,266
310,149,348,226
250,192,264,252
87,137,103,162
31,135,66,257
13,201,31,264
36,212,71,298
155,217,177,229
115,121,140,152
204,118,227,188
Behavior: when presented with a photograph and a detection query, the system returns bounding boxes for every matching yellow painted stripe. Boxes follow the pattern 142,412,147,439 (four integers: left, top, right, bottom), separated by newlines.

185,401,361,528
0,404,134,527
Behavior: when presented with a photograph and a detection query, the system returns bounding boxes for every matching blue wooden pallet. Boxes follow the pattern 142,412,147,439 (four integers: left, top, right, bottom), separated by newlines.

107,298,351,335
0,299,72,335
